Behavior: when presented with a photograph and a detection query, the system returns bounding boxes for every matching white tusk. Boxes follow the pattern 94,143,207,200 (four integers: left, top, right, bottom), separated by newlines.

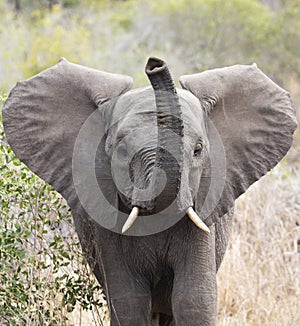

186,207,210,233
122,207,140,234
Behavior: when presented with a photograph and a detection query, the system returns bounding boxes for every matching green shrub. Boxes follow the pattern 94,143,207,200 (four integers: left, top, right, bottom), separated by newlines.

0,95,106,325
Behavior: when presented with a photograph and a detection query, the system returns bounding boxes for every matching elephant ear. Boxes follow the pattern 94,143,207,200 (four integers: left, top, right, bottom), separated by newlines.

180,64,297,223
3,58,133,210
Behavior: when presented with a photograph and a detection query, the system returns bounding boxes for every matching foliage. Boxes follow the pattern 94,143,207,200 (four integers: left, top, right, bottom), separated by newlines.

1,0,300,91
0,96,107,325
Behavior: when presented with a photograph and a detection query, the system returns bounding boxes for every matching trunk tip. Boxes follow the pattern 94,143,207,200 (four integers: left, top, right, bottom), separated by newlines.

145,57,166,75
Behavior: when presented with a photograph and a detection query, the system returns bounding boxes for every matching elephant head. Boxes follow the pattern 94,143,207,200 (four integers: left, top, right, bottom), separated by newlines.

102,57,210,233
3,57,297,236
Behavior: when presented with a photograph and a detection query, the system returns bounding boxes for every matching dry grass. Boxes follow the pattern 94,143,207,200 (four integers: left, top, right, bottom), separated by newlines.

217,161,300,326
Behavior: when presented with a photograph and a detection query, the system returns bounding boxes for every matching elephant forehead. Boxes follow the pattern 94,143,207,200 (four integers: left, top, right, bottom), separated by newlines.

111,87,156,124
110,86,205,137
177,89,206,138
177,89,205,122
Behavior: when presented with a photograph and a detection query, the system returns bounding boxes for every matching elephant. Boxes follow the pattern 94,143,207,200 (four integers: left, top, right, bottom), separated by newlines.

2,57,297,325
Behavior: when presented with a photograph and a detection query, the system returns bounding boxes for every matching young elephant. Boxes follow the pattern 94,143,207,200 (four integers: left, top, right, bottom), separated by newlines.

3,57,297,325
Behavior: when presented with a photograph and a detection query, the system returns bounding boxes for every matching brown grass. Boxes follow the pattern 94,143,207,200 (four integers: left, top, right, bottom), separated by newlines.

217,161,300,326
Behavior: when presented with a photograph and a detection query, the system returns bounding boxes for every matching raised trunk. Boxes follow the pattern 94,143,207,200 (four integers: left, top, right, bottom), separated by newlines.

145,57,184,212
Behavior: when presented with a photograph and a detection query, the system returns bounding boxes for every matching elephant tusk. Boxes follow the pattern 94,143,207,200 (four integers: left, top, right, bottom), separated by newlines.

122,207,140,234
186,207,210,233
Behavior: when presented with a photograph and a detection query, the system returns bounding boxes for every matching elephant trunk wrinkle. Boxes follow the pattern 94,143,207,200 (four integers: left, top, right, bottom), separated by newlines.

145,57,184,213
129,147,157,211
130,148,156,190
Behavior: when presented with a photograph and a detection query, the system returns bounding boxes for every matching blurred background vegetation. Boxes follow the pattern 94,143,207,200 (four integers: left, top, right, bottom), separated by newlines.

0,0,299,325
1,0,300,91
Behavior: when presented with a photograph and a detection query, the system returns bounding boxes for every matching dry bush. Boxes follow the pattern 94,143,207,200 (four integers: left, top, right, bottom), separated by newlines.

217,160,300,325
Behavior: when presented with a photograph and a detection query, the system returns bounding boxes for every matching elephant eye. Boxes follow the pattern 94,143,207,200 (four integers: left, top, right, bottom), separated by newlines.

117,142,128,161
194,141,203,158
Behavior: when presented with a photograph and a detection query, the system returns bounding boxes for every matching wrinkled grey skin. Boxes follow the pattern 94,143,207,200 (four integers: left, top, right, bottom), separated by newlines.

2,57,297,326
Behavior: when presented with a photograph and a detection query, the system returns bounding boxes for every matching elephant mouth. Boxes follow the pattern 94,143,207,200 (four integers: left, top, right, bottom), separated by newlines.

117,192,164,216
118,193,210,234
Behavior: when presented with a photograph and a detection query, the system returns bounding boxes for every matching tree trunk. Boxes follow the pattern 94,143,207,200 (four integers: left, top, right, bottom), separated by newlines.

14,0,21,12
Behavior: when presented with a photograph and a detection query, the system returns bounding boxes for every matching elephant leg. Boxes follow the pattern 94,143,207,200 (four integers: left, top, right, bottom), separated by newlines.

171,223,217,326
98,252,152,326
73,217,152,326
109,291,152,326
97,256,152,326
